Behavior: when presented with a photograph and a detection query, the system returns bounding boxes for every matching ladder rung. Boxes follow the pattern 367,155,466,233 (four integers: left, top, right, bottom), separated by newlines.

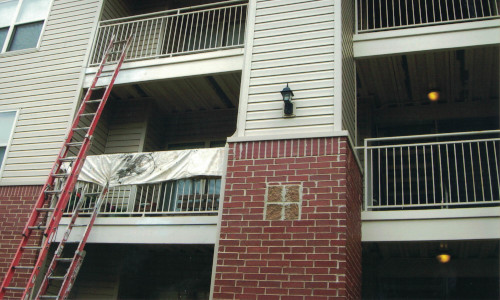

22,246,43,250
86,99,102,104
78,208,94,212
36,207,55,212
28,226,47,230
70,224,88,227
4,287,26,291
72,127,90,132
39,296,59,299
59,157,77,162
14,265,35,270
48,276,65,280
56,258,73,263
113,39,128,44
90,86,106,90
80,113,96,117
45,189,62,195
97,73,113,77
66,142,83,147
52,173,70,178
85,192,101,196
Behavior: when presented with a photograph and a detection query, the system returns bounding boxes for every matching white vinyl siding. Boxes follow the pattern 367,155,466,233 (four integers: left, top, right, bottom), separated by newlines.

0,0,101,185
242,0,336,137
341,0,356,143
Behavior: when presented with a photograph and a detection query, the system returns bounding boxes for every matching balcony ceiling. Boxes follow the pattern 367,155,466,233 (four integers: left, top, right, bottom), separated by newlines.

364,240,499,261
108,72,241,113
357,46,499,110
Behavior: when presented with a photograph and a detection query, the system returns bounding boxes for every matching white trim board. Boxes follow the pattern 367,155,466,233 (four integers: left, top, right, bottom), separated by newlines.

354,19,500,58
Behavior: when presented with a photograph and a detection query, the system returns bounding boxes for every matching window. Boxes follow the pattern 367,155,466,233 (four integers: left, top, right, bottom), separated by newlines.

0,0,51,53
0,111,17,175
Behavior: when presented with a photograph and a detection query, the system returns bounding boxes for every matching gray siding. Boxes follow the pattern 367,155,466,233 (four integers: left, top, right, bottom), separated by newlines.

104,100,148,154
101,0,130,20
243,0,336,137
341,0,356,143
0,0,102,185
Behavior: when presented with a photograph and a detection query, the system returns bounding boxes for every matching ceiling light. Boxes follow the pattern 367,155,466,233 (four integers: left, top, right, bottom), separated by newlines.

427,90,440,102
436,253,451,264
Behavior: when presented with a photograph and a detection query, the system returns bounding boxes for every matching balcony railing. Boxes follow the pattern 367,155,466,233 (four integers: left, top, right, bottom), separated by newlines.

64,177,221,216
356,0,500,33
89,0,247,65
363,130,500,210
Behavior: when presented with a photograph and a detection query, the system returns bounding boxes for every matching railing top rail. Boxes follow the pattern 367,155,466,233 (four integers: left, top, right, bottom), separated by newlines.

364,130,500,143
364,137,500,150
357,15,500,33
99,0,247,26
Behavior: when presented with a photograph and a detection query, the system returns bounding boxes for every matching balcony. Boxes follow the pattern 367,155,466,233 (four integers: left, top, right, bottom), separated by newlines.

56,149,225,244
356,0,500,33
353,0,500,58
89,0,247,66
362,130,500,211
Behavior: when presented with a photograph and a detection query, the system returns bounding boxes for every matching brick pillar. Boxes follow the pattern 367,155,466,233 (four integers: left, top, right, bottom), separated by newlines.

0,185,43,296
213,137,362,299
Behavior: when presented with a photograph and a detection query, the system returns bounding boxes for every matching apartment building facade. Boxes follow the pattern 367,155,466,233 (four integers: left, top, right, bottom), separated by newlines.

0,0,498,298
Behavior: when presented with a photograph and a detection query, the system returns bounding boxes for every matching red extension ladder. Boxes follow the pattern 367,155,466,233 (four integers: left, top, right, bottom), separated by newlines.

0,35,132,299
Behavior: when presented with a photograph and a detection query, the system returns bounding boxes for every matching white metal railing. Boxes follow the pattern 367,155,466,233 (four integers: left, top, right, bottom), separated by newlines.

64,177,221,216
89,0,247,65
356,0,500,33
363,130,500,210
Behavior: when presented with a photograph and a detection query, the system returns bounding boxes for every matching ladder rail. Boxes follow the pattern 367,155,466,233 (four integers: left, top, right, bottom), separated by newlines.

56,186,109,300
0,35,133,299
34,186,109,300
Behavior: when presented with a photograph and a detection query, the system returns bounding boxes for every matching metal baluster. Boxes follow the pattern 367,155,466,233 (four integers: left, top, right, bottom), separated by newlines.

494,140,500,200
485,142,493,201
477,142,485,201
469,143,477,202
462,143,469,203
416,144,420,205
423,145,428,205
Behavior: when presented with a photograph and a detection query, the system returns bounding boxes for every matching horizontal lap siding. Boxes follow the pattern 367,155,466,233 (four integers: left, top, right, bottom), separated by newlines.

0,0,101,185
104,100,148,154
244,0,335,136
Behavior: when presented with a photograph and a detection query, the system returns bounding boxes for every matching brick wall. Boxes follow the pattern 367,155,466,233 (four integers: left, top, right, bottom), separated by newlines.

345,148,363,299
213,137,363,299
0,185,43,296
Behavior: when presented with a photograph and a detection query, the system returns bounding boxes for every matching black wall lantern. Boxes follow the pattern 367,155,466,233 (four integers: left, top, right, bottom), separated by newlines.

281,83,294,117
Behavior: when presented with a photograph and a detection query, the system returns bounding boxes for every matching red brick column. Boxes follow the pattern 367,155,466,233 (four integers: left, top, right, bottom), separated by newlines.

213,137,362,299
0,185,43,295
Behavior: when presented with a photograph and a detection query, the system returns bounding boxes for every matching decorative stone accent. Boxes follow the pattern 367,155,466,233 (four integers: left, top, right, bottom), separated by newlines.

285,185,300,202
267,186,282,202
284,203,299,220
265,204,281,220
264,184,301,221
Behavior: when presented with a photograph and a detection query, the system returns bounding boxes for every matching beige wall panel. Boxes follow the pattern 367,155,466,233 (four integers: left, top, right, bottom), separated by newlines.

0,0,102,185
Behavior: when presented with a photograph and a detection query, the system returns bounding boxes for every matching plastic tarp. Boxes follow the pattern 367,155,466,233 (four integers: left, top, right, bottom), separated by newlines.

70,148,225,187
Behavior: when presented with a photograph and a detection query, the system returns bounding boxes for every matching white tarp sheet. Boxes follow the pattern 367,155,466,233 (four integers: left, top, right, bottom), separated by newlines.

72,148,225,187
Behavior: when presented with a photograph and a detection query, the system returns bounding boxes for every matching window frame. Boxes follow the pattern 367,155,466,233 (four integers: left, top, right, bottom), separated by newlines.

0,0,52,53
0,110,19,179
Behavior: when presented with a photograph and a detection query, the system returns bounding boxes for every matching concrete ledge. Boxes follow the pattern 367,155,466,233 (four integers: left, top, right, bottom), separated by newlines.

362,207,500,241
83,48,244,87
56,215,218,244
354,19,500,58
